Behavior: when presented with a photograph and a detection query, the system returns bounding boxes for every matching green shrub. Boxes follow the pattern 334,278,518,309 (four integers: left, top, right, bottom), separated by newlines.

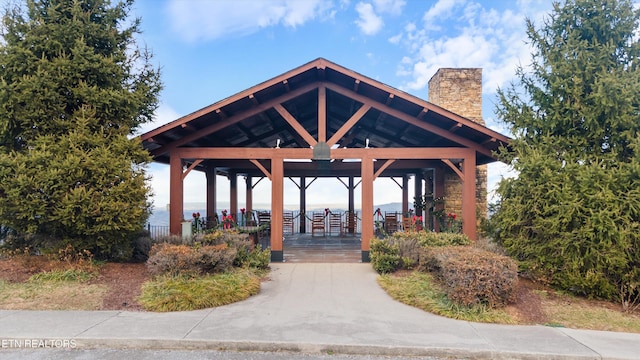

421,246,518,308
243,245,271,270
370,238,400,274
196,230,226,246
146,243,236,276
386,234,421,268
196,230,270,269
382,231,471,269
138,269,261,312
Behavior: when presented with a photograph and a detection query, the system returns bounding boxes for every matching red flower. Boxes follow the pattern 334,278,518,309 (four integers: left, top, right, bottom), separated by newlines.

240,208,246,214
196,212,200,218
192,212,197,218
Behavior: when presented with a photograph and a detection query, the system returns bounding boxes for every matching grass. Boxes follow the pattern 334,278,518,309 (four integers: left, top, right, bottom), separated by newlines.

29,268,96,282
137,268,262,312
536,290,640,333
378,271,515,324
378,270,640,333
0,269,106,310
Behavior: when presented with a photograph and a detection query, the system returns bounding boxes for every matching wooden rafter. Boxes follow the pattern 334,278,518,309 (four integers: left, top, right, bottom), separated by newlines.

442,159,464,180
181,159,203,180
151,82,318,156
374,159,396,180
250,159,271,180
274,104,317,147
327,104,371,147
325,83,494,158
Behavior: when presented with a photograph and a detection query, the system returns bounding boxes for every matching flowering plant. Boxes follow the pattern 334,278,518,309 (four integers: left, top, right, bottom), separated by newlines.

443,212,461,233
412,215,424,231
221,209,234,230
191,212,203,233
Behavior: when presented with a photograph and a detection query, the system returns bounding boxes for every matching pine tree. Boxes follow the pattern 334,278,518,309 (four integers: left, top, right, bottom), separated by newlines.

491,0,640,308
0,0,161,259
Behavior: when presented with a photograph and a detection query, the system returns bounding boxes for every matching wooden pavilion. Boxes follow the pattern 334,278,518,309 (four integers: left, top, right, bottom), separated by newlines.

140,58,510,262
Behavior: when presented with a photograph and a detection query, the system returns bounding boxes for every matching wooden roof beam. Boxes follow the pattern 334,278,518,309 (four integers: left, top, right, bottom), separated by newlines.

327,104,371,147
317,64,326,80
274,104,317,147
385,94,394,106
449,123,462,132
151,82,318,156
174,146,474,161
249,94,259,106
325,83,494,158
216,108,228,119
482,137,497,145
181,123,196,131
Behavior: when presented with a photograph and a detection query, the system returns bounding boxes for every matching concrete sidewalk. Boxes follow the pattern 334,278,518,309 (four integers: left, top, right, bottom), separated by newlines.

1,263,639,359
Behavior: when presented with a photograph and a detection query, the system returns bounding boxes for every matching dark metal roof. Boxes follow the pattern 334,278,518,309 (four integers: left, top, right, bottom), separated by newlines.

140,58,510,177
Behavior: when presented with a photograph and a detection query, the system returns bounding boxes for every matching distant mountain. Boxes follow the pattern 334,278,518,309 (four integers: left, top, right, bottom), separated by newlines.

147,202,404,226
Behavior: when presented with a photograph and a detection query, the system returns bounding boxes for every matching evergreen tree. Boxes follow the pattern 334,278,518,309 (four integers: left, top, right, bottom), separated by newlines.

491,0,640,308
0,0,161,259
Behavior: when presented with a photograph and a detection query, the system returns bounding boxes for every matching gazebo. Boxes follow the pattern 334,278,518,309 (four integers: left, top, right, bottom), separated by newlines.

140,58,510,262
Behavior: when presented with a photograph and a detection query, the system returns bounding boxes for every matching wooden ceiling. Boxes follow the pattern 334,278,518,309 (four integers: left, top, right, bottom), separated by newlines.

140,58,510,178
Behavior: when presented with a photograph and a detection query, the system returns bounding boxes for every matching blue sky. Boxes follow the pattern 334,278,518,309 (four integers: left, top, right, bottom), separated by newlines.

131,0,554,210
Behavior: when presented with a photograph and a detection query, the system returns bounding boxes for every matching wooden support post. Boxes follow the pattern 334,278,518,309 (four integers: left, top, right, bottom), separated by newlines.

402,175,409,215
414,172,423,219
169,154,184,235
206,167,217,223
361,156,374,262
434,165,445,232
271,158,284,261
348,176,355,213
299,176,306,233
462,151,477,241
246,175,253,220
229,171,238,222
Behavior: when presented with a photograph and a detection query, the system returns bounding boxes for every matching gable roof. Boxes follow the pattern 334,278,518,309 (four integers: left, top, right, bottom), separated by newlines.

140,58,510,176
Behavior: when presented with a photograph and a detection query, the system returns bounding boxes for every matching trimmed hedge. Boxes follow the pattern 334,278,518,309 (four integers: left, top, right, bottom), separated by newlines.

146,243,236,276
420,246,518,308
197,230,270,269
370,231,472,274
370,238,401,274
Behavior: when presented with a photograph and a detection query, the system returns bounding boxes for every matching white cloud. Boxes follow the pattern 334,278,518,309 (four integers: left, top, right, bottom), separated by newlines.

423,0,465,24
166,0,335,42
355,2,384,35
355,0,406,35
373,0,406,15
397,1,551,95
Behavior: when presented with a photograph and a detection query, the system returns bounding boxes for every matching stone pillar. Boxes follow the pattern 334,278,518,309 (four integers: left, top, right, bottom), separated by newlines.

428,68,488,222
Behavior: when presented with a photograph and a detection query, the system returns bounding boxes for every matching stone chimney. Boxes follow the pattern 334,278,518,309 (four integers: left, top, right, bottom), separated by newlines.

428,68,488,221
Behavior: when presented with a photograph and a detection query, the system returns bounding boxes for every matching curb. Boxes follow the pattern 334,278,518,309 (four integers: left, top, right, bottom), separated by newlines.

64,338,601,360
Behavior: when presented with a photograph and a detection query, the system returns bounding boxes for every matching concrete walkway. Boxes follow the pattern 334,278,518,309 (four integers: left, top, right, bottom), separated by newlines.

1,263,639,359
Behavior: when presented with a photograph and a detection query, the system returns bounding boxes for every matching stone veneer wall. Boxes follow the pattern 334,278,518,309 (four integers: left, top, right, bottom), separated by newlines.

428,68,488,223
